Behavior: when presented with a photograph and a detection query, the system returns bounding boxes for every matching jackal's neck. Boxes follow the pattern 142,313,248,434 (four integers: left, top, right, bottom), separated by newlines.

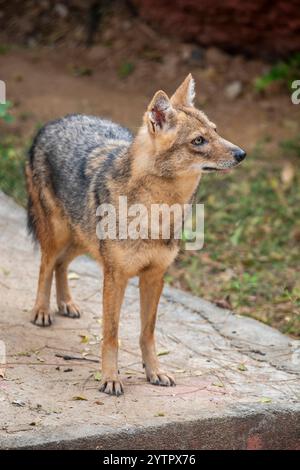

128,132,201,206
135,173,201,206
172,173,202,204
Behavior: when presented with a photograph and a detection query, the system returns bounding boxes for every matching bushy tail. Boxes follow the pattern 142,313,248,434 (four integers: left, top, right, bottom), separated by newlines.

25,160,38,243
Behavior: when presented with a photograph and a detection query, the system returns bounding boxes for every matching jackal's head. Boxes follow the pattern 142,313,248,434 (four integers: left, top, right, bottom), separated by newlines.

134,74,246,177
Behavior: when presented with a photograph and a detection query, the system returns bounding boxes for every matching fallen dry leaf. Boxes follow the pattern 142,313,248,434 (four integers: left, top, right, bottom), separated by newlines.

79,335,89,344
211,382,224,388
94,371,102,381
215,297,232,310
36,356,45,363
68,272,80,280
292,227,300,243
124,370,138,375
157,350,170,357
72,395,88,401
281,162,295,187
260,397,272,403
1,267,10,276
16,350,31,357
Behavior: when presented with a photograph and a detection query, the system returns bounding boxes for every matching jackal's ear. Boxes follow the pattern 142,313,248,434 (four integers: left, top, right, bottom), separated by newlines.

170,73,195,107
147,90,176,134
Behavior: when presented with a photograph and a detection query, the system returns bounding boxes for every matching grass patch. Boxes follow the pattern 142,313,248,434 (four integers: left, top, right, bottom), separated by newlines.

0,138,26,205
0,101,14,123
0,102,27,205
280,134,300,157
118,61,135,79
168,143,300,337
255,52,300,92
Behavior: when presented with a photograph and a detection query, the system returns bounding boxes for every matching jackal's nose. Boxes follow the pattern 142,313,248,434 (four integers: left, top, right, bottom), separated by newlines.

233,147,246,163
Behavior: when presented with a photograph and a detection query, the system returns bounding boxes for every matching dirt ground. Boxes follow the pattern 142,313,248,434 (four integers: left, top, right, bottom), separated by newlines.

1,5,299,156
1,45,299,151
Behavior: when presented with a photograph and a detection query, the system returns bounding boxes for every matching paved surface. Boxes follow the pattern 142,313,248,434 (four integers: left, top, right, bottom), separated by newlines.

0,191,299,449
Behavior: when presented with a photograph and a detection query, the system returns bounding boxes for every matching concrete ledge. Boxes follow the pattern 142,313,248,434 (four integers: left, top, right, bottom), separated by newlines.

3,405,300,450
0,192,299,449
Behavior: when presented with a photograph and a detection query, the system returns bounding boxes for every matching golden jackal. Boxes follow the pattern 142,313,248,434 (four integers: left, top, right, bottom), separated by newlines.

26,75,246,395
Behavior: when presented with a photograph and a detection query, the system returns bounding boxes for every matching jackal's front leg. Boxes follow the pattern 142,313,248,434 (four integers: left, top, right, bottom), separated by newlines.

99,269,127,396
139,268,175,387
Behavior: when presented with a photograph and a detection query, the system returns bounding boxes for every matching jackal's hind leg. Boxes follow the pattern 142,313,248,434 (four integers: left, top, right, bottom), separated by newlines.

31,253,56,327
55,246,82,319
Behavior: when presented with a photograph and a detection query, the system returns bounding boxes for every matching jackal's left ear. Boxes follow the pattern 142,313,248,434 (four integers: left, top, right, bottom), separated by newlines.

147,90,176,134
170,73,196,107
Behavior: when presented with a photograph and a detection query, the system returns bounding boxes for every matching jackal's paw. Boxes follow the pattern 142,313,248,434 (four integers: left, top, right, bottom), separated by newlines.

99,378,124,396
147,370,176,387
31,306,53,327
58,301,81,319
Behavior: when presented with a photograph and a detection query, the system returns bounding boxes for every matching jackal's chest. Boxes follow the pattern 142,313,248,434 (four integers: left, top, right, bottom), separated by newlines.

104,239,179,277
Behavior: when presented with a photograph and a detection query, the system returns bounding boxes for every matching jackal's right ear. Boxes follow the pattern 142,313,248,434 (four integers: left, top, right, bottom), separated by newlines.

147,90,176,134
170,73,195,107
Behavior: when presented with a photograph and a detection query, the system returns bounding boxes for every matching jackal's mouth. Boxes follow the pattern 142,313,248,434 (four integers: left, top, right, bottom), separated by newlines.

202,165,234,173
202,166,223,172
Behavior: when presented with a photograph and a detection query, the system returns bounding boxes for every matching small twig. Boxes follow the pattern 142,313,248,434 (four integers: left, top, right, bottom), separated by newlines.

81,373,94,392
6,361,92,367
144,385,209,398
45,344,95,356
55,353,98,363
80,290,100,302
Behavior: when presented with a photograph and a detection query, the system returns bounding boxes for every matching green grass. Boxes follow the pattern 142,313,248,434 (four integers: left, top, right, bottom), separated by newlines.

255,52,300,92
0,101,14,123
0,139,26,205
117,61,135,79
280,134,300,156
168,144,300,337
0,102,27,205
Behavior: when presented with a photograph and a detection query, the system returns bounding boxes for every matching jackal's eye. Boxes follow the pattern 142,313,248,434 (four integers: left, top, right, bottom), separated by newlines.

191,136,205,146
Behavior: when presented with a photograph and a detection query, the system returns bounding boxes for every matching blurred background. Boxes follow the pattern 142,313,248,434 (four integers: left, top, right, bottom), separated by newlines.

0,0,300,336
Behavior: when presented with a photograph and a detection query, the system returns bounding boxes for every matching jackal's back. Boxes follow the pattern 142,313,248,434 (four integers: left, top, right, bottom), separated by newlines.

27,114,133,239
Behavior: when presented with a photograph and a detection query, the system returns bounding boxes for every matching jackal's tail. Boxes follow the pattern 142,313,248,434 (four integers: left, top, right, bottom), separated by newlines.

25,159,38,243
